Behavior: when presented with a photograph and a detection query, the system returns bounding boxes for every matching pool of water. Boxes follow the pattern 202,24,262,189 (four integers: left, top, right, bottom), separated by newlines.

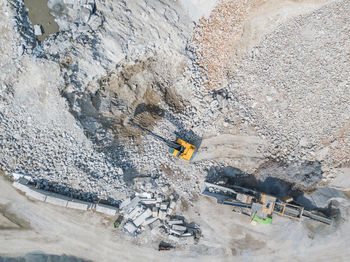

24,0,59,42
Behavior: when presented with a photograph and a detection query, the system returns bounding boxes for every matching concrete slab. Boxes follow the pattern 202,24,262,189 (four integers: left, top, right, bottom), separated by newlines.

140,199,157,205
168,234,180,243
143,217,158,226
124,221,137,234
168,220,183,225
96,203,119,216
159,210,167,220
138,192,153,199
172,225,187,231
45,193,70,207
152,207,159,218
169,201,176,209
34,24,43,35
169,228,184,236
119,197,131,209
12,179,31,194
25,188,48,202
160,202,168,210
133,209,152,227
67,199,93,210
125,205,143,220
149,219,161,230
122,197,140,213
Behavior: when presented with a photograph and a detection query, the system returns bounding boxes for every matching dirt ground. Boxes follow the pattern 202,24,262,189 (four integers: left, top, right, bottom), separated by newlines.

1,175,350,262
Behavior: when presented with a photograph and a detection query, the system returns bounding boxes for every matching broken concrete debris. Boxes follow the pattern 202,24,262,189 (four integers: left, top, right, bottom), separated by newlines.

120,193,176,235
119,192,199,243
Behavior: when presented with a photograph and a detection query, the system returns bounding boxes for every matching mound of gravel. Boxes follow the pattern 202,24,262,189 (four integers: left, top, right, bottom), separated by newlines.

227,0,350,170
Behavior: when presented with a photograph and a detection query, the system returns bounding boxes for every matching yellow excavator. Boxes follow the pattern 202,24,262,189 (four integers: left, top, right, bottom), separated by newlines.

130,120,197,162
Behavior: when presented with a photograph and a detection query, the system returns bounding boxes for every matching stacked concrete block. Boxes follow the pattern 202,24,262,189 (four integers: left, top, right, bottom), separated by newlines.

67,199,94,211
117,192,193,237
96,203,119,216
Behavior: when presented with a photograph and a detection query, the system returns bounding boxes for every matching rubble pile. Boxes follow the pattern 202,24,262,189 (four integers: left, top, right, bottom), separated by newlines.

120,192,177,234
119,191,201,243
164,219,201,244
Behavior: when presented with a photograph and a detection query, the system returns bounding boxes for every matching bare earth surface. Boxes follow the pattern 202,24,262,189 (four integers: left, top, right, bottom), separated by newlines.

1,0,350,261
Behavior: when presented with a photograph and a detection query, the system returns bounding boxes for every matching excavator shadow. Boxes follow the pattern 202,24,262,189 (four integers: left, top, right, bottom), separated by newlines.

163,110,203,150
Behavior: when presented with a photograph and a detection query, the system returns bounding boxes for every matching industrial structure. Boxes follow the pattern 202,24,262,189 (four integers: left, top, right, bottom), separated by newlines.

202,182,333,225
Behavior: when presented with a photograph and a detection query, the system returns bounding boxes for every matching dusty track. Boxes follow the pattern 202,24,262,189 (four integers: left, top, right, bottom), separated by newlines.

1,175,349,261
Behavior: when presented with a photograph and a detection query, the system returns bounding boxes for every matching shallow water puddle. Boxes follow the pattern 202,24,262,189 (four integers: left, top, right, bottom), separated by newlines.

24,0,59,41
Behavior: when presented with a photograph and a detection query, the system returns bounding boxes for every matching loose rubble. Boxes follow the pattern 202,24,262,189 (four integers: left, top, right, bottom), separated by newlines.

119,192,201,242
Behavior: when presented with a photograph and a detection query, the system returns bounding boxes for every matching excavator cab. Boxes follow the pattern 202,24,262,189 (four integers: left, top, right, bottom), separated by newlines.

169,138,196,162
130,119,197,162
